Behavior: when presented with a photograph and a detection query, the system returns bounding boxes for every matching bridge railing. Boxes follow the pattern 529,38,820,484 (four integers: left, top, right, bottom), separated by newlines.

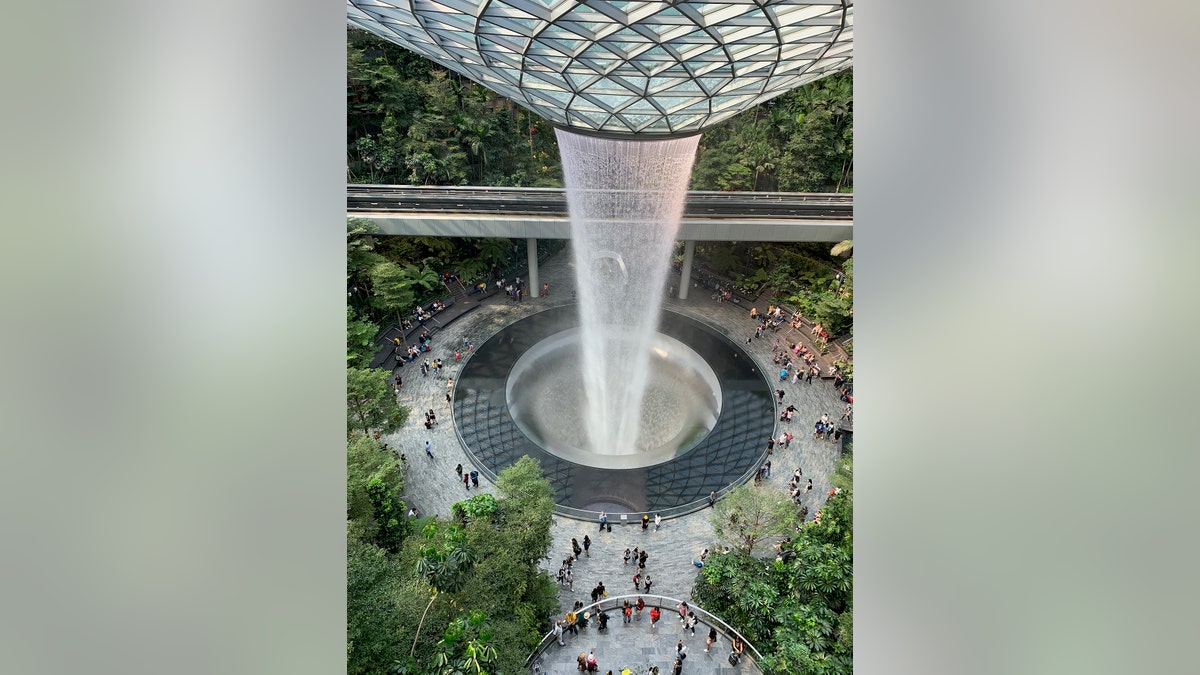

525,593,763,670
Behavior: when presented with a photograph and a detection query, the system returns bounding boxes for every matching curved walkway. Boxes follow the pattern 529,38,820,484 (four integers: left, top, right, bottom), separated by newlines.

380,243,846,657
528,594,761,675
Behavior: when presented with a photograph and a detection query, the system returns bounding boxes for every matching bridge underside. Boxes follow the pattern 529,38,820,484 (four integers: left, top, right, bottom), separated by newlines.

355,214,852,243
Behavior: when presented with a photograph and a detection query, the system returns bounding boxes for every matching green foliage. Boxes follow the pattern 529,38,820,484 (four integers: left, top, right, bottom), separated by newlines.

434,610,499,675
347,367,409,435
347,434,408,552
697,481,854,674
713,483,799,555
347,306,380,368
451,492,498,522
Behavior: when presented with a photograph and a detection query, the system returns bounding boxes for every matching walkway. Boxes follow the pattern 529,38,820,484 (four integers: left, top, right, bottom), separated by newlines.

377,244,846,665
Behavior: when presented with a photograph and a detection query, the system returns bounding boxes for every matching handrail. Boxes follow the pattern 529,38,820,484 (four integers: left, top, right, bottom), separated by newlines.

524,593,764,669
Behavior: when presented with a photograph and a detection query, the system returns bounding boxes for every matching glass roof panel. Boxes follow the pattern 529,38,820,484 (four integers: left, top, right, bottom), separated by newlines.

348,0,853,135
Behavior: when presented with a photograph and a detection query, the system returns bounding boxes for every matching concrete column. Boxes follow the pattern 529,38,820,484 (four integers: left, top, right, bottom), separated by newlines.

678,240,696,300
526,237,539,297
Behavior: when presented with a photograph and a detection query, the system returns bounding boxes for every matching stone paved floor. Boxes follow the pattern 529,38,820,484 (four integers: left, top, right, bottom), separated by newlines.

380,243,846,668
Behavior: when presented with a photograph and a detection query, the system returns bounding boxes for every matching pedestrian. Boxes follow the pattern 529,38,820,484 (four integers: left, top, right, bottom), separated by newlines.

572,538,582,558
462,472,470,490
708,491,716,508
470,470,479,488
805,478,813,493
632,571,641,591
583,534,591,557
635,596,645,617
598,511,607,532
639,550,648,566
649,606,661,627
586,651,598,673
685,612,697,636
622,600,632,623
566,567,574,590
553,619,565,646
424,440,432,458
641,514,649,530
767,436,775,451
543,282,549,296
566,608,579,635
677,601,689,624
765,460,771,477
455,463,463,478
654,513,661,531
675,639,687,659
672,657,682,675
776,389,785,403
624,548,631,565
643,574,652,594
706,626,718,652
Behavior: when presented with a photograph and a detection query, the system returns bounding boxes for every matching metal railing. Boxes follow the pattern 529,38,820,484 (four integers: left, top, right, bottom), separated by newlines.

524,593,763,670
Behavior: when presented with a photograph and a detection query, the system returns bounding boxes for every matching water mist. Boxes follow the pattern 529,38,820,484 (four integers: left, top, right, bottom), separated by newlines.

555,129,700,457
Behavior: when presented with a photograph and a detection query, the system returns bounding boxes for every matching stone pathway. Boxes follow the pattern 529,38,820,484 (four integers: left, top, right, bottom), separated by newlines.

378,243,846,667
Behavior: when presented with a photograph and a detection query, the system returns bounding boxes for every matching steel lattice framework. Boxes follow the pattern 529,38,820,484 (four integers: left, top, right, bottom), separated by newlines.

347,0,852,137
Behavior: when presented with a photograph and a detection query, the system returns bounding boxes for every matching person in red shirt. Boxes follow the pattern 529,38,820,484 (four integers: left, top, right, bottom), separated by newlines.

649,606,661,627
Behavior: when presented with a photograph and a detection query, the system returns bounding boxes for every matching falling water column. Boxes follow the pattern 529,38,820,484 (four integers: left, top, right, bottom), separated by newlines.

555,128,700,457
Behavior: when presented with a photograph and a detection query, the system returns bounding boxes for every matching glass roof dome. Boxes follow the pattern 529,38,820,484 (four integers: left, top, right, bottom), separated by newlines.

347,0,853,137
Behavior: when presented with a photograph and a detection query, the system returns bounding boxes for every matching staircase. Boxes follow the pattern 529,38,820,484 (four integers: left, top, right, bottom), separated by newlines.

443,277,472,304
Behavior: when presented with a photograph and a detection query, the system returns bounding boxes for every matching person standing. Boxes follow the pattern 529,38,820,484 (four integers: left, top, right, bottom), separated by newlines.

641,514,649,530
623,548,631,565
553,619,564,647
586,651,598,673
455,463,463,479
708,491,716,508
462,472,470,490
565,608,578,635
705,626,718,652
470,470,479,488
583,534,591,557
685,612,697,636
622,600,632,623
643,574,652,595
654,513,661,531
672,657,683,675
649,606,661,628
635,596,645,618
598,511,607,532
572,538,583,558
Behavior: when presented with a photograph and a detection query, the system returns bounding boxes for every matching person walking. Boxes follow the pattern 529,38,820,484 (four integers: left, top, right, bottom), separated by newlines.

641,514,649,530
586,651,598,673
470,470,479,488
424,440,432,458
622,600,632,623
572,538,583,558
623,548,631,565
706,626,718,652
565,608,579,635
643,574,652,595
462,472,470,490
553,619,565,647
455,463,463,479
649,606,661,628
583,534,591,557
708,491,716,508
672,657,683,675
685,612,698,637
635,596,645,618
654,513,661,531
